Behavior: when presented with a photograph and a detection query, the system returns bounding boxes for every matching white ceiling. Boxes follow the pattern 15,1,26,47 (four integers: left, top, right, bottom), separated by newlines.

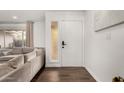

0,10,45,23
0,10,84,23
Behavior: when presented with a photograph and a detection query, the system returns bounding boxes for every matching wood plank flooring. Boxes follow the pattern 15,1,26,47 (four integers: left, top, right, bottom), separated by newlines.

31,67,96,82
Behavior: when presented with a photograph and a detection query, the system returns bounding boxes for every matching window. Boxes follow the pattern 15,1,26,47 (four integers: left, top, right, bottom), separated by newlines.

0,30,26,48
0,31,4,48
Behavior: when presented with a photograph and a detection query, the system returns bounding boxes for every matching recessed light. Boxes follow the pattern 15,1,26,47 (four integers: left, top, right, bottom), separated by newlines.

12,16,18,19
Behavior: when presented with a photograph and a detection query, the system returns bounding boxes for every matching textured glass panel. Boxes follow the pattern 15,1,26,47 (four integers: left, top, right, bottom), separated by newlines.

51,21,58,61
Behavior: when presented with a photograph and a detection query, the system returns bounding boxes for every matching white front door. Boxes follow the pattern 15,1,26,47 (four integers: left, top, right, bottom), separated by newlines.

60,21,83,67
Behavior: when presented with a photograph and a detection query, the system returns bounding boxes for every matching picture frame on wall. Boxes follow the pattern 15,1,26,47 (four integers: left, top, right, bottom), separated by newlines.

94,10,124,32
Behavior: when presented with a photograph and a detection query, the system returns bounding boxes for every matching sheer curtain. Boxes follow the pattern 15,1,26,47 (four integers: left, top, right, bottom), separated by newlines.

26,21,34,47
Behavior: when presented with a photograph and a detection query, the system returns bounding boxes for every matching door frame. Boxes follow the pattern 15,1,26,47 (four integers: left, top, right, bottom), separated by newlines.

45,12,85,67
59,20,84,67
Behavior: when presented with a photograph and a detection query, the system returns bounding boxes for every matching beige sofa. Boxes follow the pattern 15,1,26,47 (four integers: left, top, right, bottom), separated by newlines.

0,47,45,82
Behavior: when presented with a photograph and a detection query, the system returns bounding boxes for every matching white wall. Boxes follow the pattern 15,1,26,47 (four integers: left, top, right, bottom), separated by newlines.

0,23,26,30
84,11,124,82
33,21,45,47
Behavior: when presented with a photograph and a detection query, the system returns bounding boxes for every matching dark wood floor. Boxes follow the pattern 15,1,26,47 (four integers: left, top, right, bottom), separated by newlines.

31,67,96,82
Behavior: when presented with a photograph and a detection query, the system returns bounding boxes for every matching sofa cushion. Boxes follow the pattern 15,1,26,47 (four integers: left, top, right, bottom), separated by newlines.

0,62,32,82
0,52,4,56
8,55,24,69
35,48,45,56
22,47,34,54
0,56,14,64
7,48,23,55
24,50,36,63
0,64,14,78
0,56,14,61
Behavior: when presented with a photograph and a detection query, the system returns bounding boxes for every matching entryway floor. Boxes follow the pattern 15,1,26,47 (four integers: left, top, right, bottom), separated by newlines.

31,67,96,82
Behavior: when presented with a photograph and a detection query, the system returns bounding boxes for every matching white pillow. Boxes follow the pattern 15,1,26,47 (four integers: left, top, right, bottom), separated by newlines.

24,51,36,63
8,55,24,69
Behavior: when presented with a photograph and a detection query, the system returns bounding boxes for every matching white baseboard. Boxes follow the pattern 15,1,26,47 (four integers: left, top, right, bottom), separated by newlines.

46,63,61,67
85,66,101,82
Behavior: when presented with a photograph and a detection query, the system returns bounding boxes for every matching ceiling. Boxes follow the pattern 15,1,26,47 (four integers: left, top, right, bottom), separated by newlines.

0,10,45,23
0,10,84,23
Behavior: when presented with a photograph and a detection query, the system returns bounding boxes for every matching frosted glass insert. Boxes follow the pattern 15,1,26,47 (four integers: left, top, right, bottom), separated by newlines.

51,21,58,61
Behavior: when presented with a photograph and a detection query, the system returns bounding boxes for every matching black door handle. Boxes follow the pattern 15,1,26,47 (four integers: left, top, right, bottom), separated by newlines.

62,41,67,46
62,41,67,48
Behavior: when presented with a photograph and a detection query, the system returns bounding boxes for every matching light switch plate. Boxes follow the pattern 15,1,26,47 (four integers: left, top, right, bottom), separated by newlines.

106,32,111,40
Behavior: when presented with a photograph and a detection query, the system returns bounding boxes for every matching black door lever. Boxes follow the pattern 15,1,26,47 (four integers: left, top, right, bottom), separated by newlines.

62,41,67,48
62,41,67,46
